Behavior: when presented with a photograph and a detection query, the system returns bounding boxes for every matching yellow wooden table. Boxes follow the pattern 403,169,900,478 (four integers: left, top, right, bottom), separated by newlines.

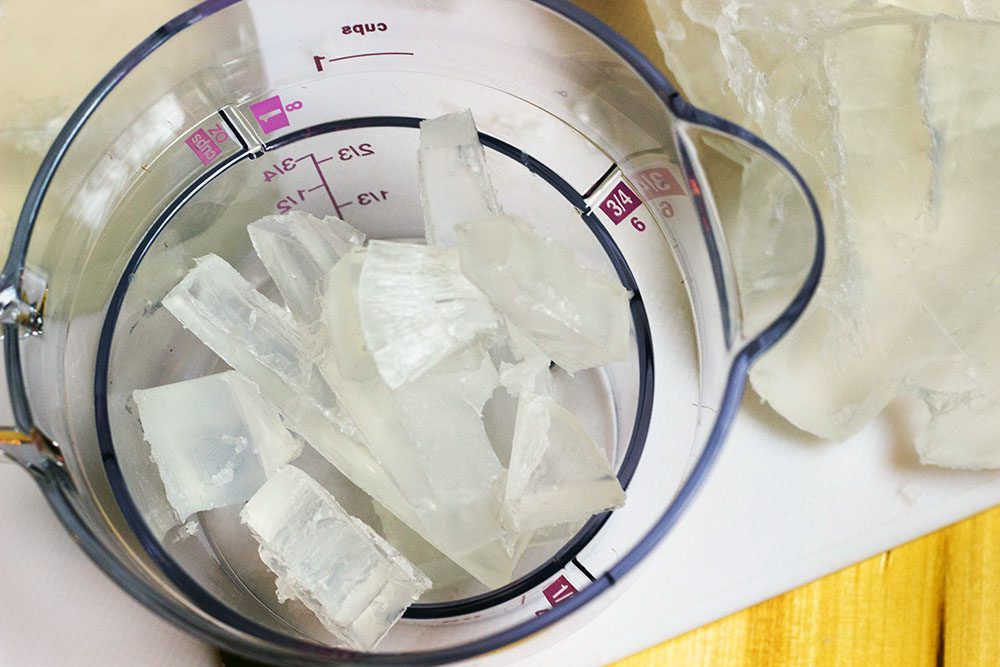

569,1,1000,664
4,1,998,665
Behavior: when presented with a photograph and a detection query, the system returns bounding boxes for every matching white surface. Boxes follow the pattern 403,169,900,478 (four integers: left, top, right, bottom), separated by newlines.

4,390,1000,666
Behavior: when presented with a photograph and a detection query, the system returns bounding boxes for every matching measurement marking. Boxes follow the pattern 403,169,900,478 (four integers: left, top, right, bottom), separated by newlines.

582,163,619,200
316,156,334,165
307,152,347,218
314,51,415,71
571,558,597,582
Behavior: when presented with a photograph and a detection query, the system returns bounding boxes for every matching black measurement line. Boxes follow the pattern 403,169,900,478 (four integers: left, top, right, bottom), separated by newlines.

571,557,597,582
306,152,347,218
324,51,414,64
582,163,619,201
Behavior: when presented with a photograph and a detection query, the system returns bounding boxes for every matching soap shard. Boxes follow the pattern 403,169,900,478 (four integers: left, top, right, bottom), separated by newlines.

319,249,517,587
134,371,301,521
501,358,625,532
419,109,502,246
241,466,430,650
358,240,499,388
248,211,366,322
458,215,632,373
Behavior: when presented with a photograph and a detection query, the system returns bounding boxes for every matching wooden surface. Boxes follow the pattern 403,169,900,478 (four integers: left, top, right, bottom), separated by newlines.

569,0,1000,664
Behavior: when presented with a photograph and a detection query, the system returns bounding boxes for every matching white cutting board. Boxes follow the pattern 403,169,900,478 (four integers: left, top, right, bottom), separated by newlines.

3,379,1000,666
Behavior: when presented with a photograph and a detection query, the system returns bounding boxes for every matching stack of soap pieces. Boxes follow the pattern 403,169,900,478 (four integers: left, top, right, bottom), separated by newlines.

134,109,631,649
646,0,1000,468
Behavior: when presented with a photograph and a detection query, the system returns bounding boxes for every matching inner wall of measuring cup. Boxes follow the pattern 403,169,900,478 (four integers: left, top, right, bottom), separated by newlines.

105,119,640,634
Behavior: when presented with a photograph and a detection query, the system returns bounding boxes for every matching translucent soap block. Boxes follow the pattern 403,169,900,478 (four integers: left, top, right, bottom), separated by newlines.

162,253,416,532
457,215,632,374
504,394,626,532
500,358,625,533
320,250,516,587
248,211,365,323
241,466,430,650
419,109,501,246
358,240,499,388
133,371,301,521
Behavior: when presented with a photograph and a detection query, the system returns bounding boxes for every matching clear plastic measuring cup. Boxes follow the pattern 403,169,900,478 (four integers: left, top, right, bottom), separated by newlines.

0,0,823,662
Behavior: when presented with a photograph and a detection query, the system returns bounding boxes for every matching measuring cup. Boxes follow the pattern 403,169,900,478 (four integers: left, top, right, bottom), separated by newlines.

0,0,823,662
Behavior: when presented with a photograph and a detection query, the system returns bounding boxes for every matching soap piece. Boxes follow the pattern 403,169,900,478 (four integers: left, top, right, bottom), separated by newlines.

504,391,626,532
248,211,365,322
358,240,499,388
134,371,301,521
319,250,517,588
241,466,430,650
647,0,1000,467
500,357,624,532
458,215,631,373
419,109,501,246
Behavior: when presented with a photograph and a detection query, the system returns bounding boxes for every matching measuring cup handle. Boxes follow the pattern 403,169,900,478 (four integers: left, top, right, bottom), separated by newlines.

0,322,61,468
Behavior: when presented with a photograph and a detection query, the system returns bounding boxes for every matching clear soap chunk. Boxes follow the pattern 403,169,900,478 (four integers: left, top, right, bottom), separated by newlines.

134,371,301,521
241,466,430,650
504,392,626,532
419,109,502,246
248,211,365,323
458,215,632,374
358,240,499,388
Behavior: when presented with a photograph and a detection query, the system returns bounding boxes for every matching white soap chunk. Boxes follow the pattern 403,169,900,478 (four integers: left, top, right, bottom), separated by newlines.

162,253,417,532
458,215,632,373
241,466,430,650
358,240,499,388
320,250,517,588
419,109,501,246
248,211,365,323
134,371,301,521
500,356,624,532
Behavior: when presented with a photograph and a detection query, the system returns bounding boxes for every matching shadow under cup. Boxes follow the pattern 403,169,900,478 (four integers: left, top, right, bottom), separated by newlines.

1,0,822,663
